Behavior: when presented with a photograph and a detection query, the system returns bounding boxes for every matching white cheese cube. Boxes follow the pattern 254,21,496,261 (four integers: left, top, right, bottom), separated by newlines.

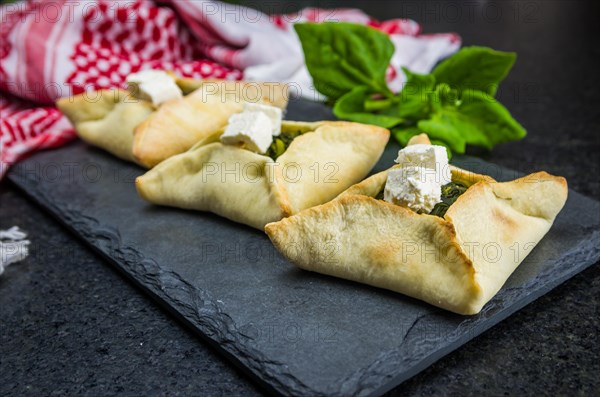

394,144,451,185
127,69,171,83
220,111,274,154
244,102,282,136
384,166,442,213
126,70,183,107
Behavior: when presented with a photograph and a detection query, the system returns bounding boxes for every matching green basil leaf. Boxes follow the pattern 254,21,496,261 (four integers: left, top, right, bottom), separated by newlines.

397,67,436,119
417,89,526,153
432,46,516,96
364,97,395,112
379,68,436,122
334,86,404,128
429,82,460,109
415,118,467,153
294,22,395,100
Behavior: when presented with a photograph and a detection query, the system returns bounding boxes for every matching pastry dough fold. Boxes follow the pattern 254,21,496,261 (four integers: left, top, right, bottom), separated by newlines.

266,163,567,315
136,121,390,229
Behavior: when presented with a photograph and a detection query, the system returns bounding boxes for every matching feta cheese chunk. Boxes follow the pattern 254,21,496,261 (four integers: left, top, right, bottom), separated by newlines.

220,111,274,154
384,143,451,213
384,166,441,213
244,102,282,136
394,144,451,185
126,70,183,107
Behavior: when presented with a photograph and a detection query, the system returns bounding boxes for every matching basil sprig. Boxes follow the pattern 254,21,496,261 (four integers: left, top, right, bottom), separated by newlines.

295,22,526,154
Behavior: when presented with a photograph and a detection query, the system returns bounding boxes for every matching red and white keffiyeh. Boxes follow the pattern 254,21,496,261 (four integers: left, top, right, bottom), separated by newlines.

0,0,460,179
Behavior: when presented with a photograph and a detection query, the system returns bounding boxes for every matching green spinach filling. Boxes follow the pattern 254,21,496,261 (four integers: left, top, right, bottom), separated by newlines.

265,130,303,160
429,182,468,217
375,181,468,218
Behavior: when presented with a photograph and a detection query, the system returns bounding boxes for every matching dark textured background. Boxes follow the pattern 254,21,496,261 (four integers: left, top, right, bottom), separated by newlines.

1,1,599,396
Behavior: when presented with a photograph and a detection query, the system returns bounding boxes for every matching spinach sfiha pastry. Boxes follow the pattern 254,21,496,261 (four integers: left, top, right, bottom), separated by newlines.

265,135,567,315
136,121,390,229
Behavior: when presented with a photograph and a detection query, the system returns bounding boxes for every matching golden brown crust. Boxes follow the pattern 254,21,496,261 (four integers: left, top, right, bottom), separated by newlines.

407,133,431,145
265,167,568,315
449,166,496,186
174,78,289,108
444,171,567,311
57,80,289,168
273,121,390,214
265,194,482,314
132,80,289,168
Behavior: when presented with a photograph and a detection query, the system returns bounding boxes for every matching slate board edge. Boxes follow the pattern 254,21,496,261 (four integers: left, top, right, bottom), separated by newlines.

8,168,600,397
7,173,316,397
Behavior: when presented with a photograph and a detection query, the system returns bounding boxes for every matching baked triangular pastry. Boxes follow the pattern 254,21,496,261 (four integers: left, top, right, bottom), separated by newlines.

57,79,288,167
265,138,568,315
136,121,390,229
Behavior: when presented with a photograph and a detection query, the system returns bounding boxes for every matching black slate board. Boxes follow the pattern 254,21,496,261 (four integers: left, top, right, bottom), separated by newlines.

8,99,600,397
